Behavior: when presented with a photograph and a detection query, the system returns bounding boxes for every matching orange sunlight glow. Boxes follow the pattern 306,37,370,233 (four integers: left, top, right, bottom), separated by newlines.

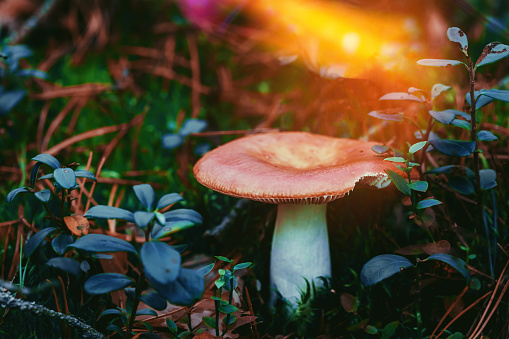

246,0,420,77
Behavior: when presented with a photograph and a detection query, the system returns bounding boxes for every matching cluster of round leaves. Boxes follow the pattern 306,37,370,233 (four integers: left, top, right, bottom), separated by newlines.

7,153,97,204
83,184,205,306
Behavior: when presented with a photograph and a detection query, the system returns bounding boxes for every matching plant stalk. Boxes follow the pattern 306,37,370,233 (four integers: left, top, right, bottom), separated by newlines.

466,57,484,237
125,227,151,339
222,262,235,336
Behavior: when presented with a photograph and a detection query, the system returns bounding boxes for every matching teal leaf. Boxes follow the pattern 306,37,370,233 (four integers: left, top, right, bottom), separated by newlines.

427,253,470,282
179,119,207,136
203,317,216,329
386,170,411,196
80,261,90,272
198,263,214,277
409,141,427,154
166,319,178,334
141,241,181,285
431,84,451,99
156,193,183,210
164,209,203,224
68,234,137,254
133,184,155,210
135,308,158,317
134,211,155,229
466,90,494,109
429,110,455,124
475,42,509,68
416,198,442,209
151,220,195,239
74,170,97,182
409,181,428,192
368,111,403,121
479,169,497,190
85,205,134,222
24,227,56,257
379,92,424,102
84,273,133,294
448,176,475,195
481,89,509,103
417,59,465,67
154,212,165,226
0,89,25,115
46,257,82,276
451,119,471,130
38,173,54,180
7,187,31,202
234,262,252,270
140,291,167,311
51,234,74,255
32,154,60,170
30,162,42,187
447,27,468,52
478,130,498,141
100,309,124,318
53,168,76,189
360,254,413,286
34,189,51,203
429,138,475,157
215,256,232,263
223,314,237,325
156,268,204,306
219,303,238,314
92,253,113,259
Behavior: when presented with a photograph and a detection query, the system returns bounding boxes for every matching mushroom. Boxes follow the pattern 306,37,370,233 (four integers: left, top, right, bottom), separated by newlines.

193,132,415,303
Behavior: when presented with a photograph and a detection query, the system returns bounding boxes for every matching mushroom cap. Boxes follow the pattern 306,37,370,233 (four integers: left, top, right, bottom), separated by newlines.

193,132,417,204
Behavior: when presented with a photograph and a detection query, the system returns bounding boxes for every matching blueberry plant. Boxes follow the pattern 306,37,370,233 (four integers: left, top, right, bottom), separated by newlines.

6,154,205,338
361,27,509,336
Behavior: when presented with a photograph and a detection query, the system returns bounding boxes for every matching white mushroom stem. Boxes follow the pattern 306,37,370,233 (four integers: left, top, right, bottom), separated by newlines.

270,203,331,304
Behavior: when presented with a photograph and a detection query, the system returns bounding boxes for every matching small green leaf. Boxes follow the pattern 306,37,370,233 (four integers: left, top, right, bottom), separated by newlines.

223,314,237,325
478,130,498,141
386,170,411,196
166,319,178,334
451,119,471,130
215,280,226,289
409,141,427,154
203,316,216,329
416,199,442,209
384,157,406,163
234,262,252,270
365,325,378,334
218,303,238,314
409,181,428,192
215,256,232,262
